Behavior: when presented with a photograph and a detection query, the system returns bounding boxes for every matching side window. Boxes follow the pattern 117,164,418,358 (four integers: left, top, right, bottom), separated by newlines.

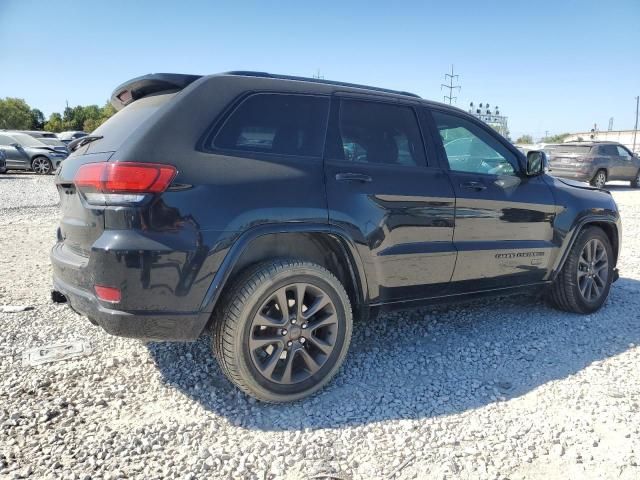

214,94,329,157
327,99,426,166
617,145,632,158
432,110,517,176
0,135,13,146
599,145,619,156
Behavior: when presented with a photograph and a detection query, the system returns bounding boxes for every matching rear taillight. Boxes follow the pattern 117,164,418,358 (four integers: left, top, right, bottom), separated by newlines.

74,162,177,205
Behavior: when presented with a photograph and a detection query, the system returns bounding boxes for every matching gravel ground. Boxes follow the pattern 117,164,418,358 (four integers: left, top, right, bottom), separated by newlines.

0,173,638,480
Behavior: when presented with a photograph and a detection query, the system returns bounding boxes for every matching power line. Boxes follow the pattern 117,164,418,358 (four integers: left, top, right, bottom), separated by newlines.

440,65,460,105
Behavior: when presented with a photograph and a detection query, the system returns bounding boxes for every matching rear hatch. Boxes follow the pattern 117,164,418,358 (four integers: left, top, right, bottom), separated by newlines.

545,144,593,168
55,88,181,257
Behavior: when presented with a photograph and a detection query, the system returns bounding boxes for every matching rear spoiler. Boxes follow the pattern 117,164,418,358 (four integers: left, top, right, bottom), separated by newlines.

110,73,202,110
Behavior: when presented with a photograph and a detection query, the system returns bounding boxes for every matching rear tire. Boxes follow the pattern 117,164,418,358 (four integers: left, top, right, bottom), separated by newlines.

590,169,607,189
631,170,640,188
548,226,613,314
212,259,353,403
31,156,52,175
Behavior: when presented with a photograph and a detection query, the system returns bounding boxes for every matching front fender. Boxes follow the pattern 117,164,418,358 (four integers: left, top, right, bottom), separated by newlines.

550,212,621,279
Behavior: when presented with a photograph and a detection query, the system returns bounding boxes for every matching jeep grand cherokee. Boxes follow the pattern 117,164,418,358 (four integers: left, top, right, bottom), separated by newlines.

51,72,621,402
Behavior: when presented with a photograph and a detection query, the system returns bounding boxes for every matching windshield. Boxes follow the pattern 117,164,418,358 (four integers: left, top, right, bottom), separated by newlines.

9,133,47,147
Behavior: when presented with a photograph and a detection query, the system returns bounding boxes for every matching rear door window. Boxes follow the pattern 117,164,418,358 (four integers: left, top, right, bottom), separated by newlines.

326,99,426,166
214,94,329,157
599,145,619,156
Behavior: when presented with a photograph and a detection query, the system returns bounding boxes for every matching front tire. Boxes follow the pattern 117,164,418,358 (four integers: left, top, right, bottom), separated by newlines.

590,169,607,189
31,156,52,175
631,170,640,188
212,259,353,403
548,226,613,314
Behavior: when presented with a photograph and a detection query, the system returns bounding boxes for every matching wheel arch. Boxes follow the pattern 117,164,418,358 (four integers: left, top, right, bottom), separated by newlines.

199,224,370,332
551,215,620,280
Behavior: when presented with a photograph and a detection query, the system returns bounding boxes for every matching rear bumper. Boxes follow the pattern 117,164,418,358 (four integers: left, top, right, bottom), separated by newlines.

52,275,210,341
549,167,592,182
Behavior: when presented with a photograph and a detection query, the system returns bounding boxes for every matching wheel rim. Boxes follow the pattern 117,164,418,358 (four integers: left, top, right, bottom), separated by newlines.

577,238,608,302
596,172,606,188
248,283,338,385
33,157,50,174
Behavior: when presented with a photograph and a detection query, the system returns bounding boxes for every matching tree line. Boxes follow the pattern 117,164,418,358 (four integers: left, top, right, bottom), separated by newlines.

0,97,116,133
515,133,570,144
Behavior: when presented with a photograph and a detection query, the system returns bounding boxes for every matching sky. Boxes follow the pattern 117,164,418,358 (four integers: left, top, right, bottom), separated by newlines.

1,0,638,140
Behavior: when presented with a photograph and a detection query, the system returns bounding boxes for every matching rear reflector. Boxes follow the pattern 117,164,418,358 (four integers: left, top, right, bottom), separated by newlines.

94,285,121,303
74,162,177,204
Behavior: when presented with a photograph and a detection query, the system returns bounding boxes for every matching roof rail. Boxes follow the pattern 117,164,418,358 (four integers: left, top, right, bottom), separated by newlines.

225,71,421,99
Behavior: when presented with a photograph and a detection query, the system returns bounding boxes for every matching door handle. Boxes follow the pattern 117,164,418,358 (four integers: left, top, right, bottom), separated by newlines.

335,172,372,183
460,181,487,191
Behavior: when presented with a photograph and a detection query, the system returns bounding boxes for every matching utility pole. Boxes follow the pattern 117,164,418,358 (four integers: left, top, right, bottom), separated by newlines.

441,65,460,105
312,69,324,80
633,96,639,153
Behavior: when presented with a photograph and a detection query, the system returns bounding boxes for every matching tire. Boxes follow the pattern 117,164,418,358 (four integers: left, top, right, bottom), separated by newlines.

590,169,607,189
212,259,353,403
31,156,52,175
548,226,614,314
631,170,640,188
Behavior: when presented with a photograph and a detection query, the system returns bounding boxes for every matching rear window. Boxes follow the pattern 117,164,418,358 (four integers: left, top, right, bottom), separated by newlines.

83,92,176,154
213,94,330,157
545,145,592,154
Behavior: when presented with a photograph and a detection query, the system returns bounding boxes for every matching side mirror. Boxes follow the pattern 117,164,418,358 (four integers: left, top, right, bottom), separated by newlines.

526,150,548,176
10,143,21,149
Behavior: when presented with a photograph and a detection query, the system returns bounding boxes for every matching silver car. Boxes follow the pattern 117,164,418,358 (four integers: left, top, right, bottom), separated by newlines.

0,132,68,174
546,142,640,188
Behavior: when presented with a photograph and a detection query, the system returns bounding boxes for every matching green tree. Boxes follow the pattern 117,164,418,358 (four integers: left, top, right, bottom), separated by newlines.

29,108,45,130
515,134,534,144
0,97,33,129
45,112,63,132
541,132,570,143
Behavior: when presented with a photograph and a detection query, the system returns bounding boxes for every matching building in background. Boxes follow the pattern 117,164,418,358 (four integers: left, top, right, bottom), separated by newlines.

468,102,509,139
563,129,639,153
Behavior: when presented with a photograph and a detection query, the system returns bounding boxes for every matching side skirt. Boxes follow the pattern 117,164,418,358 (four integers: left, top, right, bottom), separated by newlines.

369,281,552,313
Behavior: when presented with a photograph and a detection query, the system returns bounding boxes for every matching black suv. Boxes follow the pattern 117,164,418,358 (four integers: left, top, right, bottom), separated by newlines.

52,72,621,402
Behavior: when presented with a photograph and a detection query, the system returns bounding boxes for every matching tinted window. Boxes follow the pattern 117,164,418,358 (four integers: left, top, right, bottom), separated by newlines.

617,145,632,158
0,134,14,146
327,99,425,166
432,110,517,175
599,145,619,156
214,94,329,157
545,144,592,154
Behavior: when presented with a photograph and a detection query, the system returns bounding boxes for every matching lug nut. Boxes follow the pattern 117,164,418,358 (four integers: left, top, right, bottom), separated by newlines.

287,341,293,347
281,329,288,336
299,337,306,344
291,319,297,325
301,323,307,329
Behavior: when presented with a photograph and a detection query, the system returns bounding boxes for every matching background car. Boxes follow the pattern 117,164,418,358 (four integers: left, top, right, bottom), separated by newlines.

0,149,6,173
0,132,67,174
37,137,69,155
545,141,640,188
57,131,88,144
12,130,59,139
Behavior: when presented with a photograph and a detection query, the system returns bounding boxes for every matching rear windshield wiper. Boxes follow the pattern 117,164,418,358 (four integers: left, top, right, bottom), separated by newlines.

68,135,104,152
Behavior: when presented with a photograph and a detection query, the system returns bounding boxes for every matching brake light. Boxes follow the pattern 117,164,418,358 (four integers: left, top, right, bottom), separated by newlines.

94,285,121,303
74,162,177,204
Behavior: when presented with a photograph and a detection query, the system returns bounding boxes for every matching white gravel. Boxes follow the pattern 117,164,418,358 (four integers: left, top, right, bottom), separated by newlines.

1,174,638,480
